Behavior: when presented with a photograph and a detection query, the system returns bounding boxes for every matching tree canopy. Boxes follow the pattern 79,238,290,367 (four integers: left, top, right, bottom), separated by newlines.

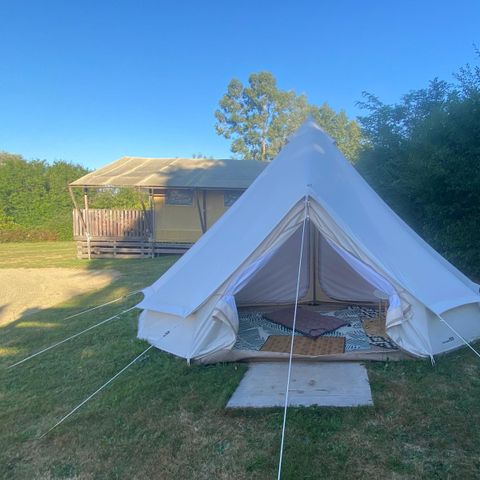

0,154,89,240
215,71,362,162
0,154,144,241
356,56,480,278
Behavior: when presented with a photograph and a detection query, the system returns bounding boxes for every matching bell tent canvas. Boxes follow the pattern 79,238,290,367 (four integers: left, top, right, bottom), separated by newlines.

136,118,480,363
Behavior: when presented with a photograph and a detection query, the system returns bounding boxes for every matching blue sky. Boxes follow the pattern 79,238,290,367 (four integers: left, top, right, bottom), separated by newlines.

0,0,479,169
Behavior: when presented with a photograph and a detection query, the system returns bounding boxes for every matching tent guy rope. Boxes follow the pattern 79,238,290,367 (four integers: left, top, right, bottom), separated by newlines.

40,345,154,438
63,290,141,320
439,315,480,360
7,305,138,369
277,199,308,480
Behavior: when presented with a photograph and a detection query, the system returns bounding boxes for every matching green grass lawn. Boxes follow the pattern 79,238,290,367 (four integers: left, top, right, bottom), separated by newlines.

1,242,480,479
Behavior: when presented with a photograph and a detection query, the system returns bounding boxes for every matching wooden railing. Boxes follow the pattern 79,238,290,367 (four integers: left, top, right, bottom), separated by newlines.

73,209,152,239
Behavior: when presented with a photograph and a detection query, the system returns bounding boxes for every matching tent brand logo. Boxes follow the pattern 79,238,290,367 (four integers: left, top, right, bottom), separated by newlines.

442,336,455,344
162,330,170,338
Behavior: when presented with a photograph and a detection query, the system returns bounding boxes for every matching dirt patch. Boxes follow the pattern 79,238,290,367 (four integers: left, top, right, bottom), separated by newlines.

0,268,120,326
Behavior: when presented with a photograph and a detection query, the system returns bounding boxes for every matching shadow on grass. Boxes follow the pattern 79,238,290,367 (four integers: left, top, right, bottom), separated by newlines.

0,254,179,337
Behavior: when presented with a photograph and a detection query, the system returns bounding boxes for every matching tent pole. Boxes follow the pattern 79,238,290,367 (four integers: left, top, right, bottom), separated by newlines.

195,189,207,234
69,186,89,259
203,189,207,230
277,197,309,480
83,188,91,260
312,225,317,304
138,187,154,257
149,189,155,257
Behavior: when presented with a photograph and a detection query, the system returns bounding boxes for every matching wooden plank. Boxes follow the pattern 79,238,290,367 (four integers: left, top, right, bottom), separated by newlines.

227,362,373,408
75,238,192,259
77,240,191,247
94,210,98,235
98,209,103,237
74,236,146,241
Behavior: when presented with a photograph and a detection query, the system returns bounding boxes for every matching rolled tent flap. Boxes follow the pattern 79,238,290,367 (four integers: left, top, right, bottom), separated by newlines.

322,237,402,327
189,295,239,360
318,235,380,303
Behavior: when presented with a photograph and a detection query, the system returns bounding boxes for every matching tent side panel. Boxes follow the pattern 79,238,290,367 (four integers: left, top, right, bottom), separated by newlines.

318,234,379,302
428,303,480,354
235,223,311,306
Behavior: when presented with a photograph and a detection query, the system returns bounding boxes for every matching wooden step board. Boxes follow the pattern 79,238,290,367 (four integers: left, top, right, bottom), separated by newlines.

227,362,373,408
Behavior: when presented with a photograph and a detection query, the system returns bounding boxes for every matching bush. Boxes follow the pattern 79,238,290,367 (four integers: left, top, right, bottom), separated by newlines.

0,154,147,243
0,153,88,242
356,57,480,280
0,225,59,242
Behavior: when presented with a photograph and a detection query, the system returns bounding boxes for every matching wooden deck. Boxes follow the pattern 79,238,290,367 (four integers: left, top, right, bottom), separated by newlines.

73,209,192,258
75,239,192,258
73,208,152,240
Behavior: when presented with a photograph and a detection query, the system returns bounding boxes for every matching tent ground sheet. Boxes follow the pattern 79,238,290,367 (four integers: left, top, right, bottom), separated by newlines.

233,305,398,353
226,361,374,408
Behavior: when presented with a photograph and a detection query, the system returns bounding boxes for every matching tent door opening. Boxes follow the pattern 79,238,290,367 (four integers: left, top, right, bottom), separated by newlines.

235,220,388,307
231,220,398,356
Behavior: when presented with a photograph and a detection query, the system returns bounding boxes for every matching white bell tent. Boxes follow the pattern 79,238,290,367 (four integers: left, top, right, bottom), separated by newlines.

137,118,480,362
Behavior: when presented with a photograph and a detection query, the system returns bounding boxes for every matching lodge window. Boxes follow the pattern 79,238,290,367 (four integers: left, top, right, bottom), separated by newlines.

166,189,194,206
224,190,243,207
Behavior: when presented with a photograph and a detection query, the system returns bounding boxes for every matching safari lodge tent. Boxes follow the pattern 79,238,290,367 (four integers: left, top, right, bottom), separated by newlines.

69,158,266,258
136,118,480,363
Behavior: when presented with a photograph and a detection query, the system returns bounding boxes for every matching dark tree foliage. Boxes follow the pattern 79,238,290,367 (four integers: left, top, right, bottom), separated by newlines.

0,154,143,241
0,154,88,240
356,59,480,279
88,188,146,210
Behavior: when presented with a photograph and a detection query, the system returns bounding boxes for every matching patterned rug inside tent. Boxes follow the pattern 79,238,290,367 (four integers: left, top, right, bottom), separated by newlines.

233,305,398,352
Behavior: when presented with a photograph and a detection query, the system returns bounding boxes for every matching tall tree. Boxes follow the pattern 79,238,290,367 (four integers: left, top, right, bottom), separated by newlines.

215,71,361,162
356,59,480,278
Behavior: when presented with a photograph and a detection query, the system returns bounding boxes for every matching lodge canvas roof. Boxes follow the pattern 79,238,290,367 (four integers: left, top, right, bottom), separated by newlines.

70,157,267,189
